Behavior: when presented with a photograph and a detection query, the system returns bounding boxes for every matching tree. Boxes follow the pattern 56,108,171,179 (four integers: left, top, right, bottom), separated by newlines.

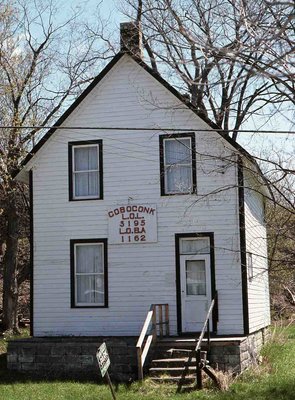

0,0,112,332
117,0,295,318
121,0,294,139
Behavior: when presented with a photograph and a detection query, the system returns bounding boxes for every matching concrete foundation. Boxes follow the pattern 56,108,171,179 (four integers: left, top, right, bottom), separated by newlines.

7,328,270,381
7,337,138,382
209,328,270,373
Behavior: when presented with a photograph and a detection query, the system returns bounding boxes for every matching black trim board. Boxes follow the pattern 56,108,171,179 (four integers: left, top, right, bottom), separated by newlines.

70,239,108,308
175,233,217,335
238,158,250,335
15,50,267,190
29,170,34,336
68,140,103,201
159,133,197,196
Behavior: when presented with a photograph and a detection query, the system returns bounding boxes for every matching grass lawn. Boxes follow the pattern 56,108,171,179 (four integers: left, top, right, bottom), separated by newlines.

0,324,295,400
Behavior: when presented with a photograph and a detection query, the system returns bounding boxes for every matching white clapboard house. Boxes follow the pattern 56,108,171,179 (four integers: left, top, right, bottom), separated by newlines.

15,23,270,377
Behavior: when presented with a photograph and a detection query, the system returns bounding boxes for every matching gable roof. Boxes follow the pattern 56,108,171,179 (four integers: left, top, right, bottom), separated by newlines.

15,50,268,193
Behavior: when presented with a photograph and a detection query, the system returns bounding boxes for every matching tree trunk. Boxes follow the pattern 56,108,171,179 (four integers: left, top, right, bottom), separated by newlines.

2,191,19,332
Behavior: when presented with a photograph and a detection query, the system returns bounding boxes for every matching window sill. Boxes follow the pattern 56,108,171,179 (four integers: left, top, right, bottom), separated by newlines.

69,197,103,202
161,191,197,196
71,305,108,309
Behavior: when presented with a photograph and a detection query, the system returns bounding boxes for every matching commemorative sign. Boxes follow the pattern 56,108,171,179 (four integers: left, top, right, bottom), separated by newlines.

108,204,157,244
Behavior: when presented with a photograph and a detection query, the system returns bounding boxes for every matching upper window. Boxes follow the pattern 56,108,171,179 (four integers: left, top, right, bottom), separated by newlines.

69,141,103,200
70,239,108,307
160,134,196,195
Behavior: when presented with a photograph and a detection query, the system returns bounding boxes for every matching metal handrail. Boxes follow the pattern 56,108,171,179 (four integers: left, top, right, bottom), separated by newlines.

136,303,169,380
195,291,218,389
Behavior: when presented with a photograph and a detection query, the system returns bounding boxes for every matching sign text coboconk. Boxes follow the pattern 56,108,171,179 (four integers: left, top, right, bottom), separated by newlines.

108,204,157,244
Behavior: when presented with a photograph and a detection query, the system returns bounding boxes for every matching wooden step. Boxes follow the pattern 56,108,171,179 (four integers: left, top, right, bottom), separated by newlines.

154,347,195,359
151,357,197,365
149,366,197,377
157,340,196,347
150,375,196,384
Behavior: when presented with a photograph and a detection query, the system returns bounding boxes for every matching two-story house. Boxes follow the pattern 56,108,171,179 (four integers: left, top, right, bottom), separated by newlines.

10,22,271,381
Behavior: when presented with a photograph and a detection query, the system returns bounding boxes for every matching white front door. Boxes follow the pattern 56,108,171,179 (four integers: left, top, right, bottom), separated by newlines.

180,254,212,332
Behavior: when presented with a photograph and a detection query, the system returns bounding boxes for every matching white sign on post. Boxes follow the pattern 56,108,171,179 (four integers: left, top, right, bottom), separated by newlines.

108,204,157,244
96,342,110,378
96,343,116,400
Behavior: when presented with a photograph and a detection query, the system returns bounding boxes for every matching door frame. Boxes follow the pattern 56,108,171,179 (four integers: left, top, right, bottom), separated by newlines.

175,232,217,335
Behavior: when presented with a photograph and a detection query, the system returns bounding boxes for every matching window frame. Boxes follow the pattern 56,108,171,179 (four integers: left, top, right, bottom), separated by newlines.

159,133,196,196
70,238,108,308
68,140,103,201
247,252,254,280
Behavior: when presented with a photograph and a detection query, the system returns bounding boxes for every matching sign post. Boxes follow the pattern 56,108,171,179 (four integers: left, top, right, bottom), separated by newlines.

96,343,116,400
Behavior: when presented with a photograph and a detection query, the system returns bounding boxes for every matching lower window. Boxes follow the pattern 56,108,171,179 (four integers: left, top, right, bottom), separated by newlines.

70,239,108,307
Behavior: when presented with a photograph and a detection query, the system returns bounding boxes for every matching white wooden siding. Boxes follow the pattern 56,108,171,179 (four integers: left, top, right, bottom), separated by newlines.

244,170,271,332
30,55,245,336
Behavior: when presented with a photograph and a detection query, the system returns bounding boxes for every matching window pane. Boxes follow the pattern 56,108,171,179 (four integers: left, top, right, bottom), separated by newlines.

165,165,192,193
76,244,103,273
74,171,99,197
74,146,98,171
180,239,210,255
76,274,104,304
165,138,191,165
186,260,206,295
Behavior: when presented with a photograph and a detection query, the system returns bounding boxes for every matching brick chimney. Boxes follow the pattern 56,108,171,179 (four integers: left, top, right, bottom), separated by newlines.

120,21,143,59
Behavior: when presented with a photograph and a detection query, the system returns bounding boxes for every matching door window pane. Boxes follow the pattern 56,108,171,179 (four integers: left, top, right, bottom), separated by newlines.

186,260,206,295
180,238,210,254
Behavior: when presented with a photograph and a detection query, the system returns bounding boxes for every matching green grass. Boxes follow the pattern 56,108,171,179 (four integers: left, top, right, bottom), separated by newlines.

0,324,295,400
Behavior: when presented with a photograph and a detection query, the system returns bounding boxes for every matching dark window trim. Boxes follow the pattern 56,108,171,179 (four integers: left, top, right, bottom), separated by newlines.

159,133,197,196
70,238,108,308
175,232,217,335
68,140,103,201
238,157,250,335
29,170,34,336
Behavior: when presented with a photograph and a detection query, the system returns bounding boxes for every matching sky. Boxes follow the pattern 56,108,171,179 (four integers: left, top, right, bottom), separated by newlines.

53,1,295,161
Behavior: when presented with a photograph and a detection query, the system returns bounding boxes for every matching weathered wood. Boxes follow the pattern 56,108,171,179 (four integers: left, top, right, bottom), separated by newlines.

195,294,216,353
196,349,202,389
152,307,157,340
136,307,154,348
136,303,170,380
105,370,117,400
159,305,163,337
137,347,143,380
195,292,218,390
203,366,221,389
165,304,169,336
141,334,153,366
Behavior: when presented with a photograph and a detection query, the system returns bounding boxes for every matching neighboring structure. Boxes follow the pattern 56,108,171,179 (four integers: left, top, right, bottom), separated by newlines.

9,22,270,380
